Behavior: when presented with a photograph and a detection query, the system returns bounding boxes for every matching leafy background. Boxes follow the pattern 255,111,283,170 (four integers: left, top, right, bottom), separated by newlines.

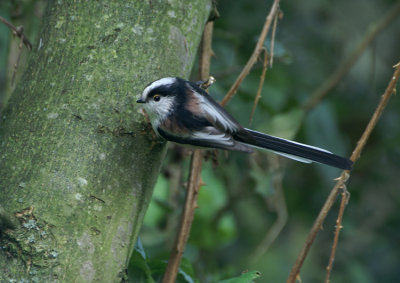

1,0,399,282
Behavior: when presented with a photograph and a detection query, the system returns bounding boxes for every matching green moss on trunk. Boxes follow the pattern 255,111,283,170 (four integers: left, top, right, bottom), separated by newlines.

0,1,211,282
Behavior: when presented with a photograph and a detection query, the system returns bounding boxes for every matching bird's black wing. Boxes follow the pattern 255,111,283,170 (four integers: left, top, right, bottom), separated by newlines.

188,82,255,140
185,81,353,169
157,126,253,152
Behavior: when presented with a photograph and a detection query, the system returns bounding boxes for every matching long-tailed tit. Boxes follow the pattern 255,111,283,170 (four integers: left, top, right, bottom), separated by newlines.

137,77,352,170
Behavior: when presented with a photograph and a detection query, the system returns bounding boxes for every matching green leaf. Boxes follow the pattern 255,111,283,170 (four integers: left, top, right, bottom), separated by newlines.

218,270,262,283
135,237,147,259
146,257,197,283
179,268,196,283
178,257,197,283
128,238,155,283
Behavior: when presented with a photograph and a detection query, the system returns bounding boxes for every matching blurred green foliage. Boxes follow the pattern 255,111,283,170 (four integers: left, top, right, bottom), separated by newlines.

1,0,399,282
139,0,400,282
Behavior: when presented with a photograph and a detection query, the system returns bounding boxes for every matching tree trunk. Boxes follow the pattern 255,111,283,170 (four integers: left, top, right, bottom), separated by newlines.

0,1,211,282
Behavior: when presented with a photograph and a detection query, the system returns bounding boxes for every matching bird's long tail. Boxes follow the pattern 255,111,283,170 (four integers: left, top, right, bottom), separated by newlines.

244,129,353,170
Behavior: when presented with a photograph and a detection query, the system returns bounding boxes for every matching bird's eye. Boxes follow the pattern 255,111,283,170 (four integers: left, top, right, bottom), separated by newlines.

153,94,161,102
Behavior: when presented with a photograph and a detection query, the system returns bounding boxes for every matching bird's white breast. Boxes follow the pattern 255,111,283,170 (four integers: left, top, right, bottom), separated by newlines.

143,96,175,130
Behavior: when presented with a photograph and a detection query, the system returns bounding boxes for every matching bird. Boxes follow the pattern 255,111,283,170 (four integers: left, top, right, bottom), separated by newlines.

136,77,353,170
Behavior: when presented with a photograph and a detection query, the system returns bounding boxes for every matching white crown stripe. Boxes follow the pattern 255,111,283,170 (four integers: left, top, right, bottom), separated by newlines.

141,77,177,101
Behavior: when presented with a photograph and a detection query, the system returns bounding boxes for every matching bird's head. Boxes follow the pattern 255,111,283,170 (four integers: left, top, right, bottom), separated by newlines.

136,77,182,125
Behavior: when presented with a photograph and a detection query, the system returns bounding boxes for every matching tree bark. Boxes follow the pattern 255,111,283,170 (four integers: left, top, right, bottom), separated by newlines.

0,1,211,282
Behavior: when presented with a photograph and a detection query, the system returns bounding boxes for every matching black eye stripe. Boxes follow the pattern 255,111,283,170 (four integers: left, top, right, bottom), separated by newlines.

149,92,166,98
148,85,173,98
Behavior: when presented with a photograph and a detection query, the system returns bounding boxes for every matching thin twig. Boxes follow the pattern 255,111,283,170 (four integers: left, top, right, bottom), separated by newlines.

249,49,269,125
269,11,280,67
287,5,400,277
0,16,33,87
199,22,214,81
162,21,214,283
0,16,32,50
287,62,400,283
302,2,400,112
325,187,349,283
221,0,281,106
286,174,344,283
349,63,400,163
162,150,204,283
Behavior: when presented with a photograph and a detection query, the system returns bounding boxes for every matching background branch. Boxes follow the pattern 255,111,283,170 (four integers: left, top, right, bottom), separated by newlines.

249,49,269,125
0,15,33,87
302,2,400,112
221,0,281,106
287,61,400,283
162,150,204,283
325,188,349,283
162,21,214,283
0,16,32,50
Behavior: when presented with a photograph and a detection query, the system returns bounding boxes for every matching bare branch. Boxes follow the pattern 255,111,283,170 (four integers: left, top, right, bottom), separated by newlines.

0,16,33,87
0,16,32,50
302,2,400,112
162,21,214,283
349,62,400,163
287,61,400,283
269,11,280,67
162,150,204,283
325,187,349,283
249,49,269,125
199,22,214,81
221,0,281,106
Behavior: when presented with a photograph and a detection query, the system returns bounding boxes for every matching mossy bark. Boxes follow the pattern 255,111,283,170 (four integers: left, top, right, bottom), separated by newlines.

0,1,211,282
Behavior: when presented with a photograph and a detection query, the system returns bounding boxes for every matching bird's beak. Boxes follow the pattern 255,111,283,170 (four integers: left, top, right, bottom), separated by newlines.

136,98,145,103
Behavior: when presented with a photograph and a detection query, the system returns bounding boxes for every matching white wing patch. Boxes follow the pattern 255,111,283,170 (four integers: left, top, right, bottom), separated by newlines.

193,89,239,133
192,129,234,146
